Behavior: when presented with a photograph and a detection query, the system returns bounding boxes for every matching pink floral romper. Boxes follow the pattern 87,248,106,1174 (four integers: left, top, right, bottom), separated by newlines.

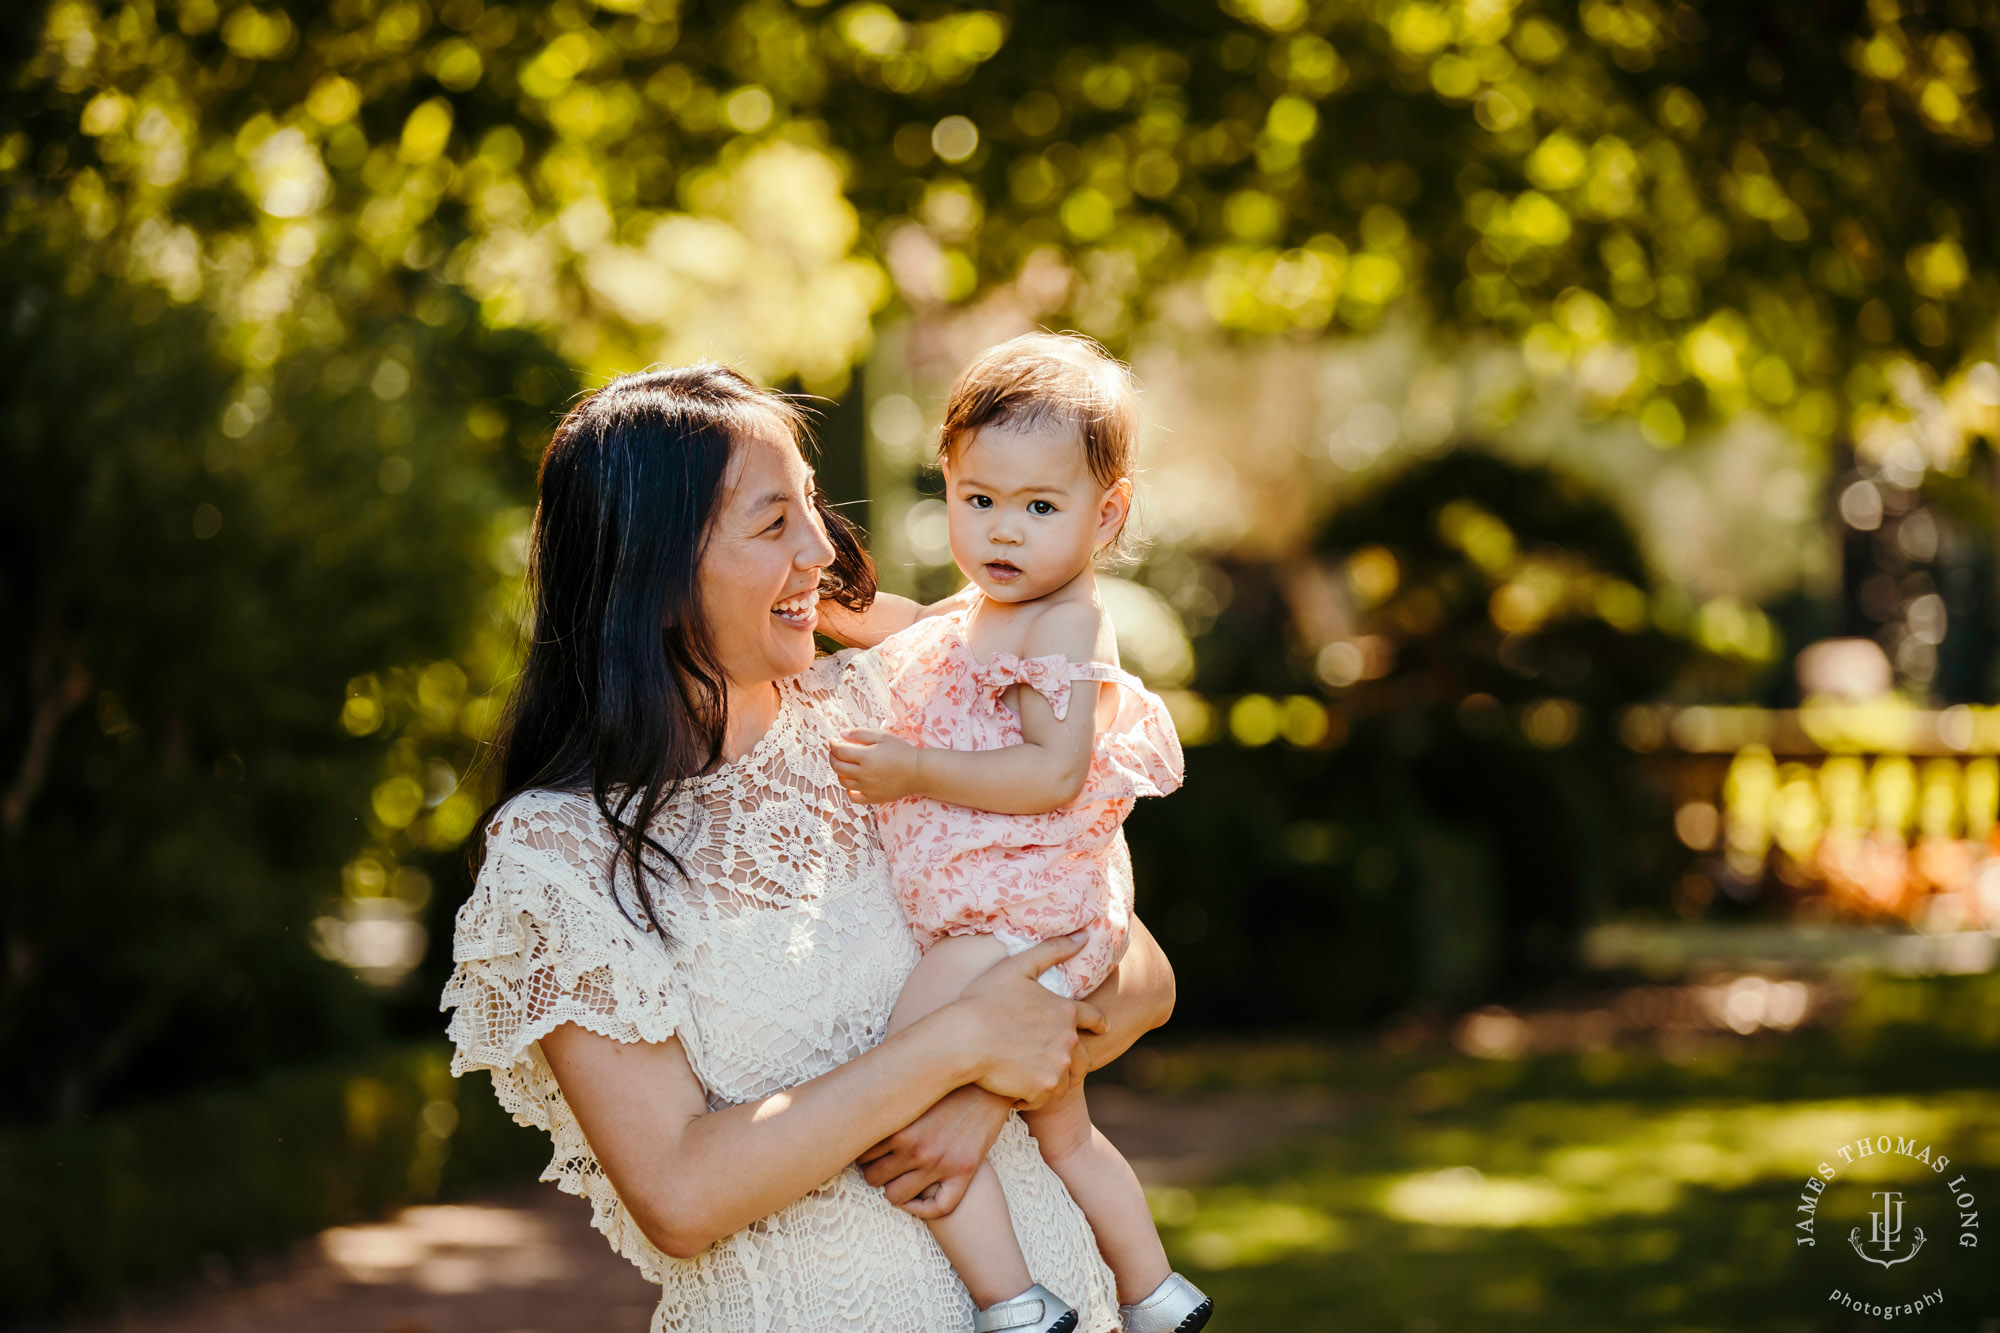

864,602,1184,997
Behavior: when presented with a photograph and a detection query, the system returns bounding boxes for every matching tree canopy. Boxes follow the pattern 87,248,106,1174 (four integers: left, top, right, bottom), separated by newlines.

14,0,2000,450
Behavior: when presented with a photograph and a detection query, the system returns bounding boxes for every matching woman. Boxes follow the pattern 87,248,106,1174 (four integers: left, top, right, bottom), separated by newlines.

442,364,1177,1333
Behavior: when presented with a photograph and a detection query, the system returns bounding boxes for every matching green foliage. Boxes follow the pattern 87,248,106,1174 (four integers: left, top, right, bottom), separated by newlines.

0,232,572,1119
0,1040,545,1319
14,0,1998,446
1130,453,1692,1024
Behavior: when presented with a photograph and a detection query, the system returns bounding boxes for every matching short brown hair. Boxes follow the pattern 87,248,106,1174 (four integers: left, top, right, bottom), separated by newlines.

938,332,1139,492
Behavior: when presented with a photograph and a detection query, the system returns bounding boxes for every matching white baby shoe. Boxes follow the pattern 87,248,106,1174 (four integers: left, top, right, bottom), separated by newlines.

973,1283,1078,1333
1118,1271,1213,1333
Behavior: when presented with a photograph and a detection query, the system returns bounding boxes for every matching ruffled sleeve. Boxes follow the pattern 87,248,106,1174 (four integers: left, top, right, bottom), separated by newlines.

969,652,1080,721
440,789,688,1280
967,654,1186,804
1087,674,1186,803
1061,662,1186,805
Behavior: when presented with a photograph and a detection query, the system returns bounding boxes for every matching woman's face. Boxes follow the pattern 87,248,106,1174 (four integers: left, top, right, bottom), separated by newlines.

695,421,836,690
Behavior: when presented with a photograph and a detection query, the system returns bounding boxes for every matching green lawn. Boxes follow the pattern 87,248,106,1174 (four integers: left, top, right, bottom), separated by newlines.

1141,975,2000,1332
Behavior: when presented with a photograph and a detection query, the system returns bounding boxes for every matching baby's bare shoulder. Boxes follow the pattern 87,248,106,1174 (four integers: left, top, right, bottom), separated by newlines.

1020,598,1113,662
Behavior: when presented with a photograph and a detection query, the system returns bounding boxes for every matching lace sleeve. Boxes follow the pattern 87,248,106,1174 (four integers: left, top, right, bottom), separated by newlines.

445,792,688,1083
440,791,689,1279
794,646,894,731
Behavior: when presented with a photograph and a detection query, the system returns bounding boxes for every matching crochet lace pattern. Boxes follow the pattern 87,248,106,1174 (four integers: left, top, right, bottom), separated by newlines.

442,650,1118,1332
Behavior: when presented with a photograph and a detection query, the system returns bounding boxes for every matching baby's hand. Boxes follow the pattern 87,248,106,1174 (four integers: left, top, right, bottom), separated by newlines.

829,728,923,804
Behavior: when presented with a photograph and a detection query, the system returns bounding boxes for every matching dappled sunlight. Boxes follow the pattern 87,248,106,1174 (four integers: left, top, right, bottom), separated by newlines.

320,1202,572,1292
1379,1165,1584,1228
11,0,2000,1324
1170,1191,1352,1270
1342,1096,1993,1232
1139,1017,2000,1327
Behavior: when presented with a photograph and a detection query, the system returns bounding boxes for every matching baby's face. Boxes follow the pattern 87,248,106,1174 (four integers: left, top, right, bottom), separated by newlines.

943,420,1129,604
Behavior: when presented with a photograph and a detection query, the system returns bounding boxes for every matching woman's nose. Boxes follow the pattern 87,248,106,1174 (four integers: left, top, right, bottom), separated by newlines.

798,515,837,569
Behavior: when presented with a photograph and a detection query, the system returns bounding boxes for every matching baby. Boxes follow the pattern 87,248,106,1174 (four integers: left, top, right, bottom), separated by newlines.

826,334,1212,1333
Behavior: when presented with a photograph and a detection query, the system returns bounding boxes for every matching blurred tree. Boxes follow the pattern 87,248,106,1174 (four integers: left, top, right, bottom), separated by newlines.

1129,451,1696,1024
13,0,1998,438
7,0,2000,1107
1310,451,1694,980
0,231,570,1119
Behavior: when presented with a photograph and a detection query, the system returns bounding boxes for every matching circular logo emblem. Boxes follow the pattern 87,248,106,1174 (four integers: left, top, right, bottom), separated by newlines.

1796,1130,1982,1321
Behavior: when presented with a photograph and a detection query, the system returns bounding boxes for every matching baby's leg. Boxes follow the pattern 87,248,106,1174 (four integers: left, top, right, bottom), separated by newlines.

885,935,1035,1310
1022,1081,1170,1305
885,932,1011,1037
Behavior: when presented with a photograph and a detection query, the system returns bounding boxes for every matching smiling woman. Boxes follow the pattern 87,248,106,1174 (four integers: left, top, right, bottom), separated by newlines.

442,363,1176,1332
473,365,878,944
696,424,846,699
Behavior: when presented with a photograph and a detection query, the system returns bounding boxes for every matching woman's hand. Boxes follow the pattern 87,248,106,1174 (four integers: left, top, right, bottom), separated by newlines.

856,1084,1012,1218
829,728,924,804
950,933,1106,1110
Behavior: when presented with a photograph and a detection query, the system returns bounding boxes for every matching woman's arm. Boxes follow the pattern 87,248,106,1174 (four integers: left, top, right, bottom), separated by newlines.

857,915,1176,1216
1078,912,1177,1061
542,934,1104,1259
830,603,1105,813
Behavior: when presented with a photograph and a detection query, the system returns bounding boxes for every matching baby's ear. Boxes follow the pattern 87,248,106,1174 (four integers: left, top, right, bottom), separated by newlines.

1098,477,1133,528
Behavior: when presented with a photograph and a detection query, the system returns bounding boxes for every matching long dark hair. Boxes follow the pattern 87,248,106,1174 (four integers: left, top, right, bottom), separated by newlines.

475,364,876,940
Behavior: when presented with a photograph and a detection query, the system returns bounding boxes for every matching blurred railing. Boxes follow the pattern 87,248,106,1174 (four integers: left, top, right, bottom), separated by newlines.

1622,699,2000,933
1161,687,2000,944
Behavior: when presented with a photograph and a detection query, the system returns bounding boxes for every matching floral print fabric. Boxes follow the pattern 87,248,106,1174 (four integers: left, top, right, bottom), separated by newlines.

867,606,1184,996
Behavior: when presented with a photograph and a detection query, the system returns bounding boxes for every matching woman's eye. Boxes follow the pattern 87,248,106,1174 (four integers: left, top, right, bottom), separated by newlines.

1029,500,1055,515
763,516,785,534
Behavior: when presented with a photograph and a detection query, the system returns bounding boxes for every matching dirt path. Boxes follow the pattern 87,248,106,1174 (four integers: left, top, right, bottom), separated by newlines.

62,1088,1344,1333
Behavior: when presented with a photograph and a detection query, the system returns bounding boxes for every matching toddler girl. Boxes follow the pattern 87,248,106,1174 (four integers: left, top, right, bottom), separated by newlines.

828,334,1212,1333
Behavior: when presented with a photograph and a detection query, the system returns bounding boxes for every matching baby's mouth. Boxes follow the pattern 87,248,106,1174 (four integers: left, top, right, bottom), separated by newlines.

984,561,1023,584
772,587,819,629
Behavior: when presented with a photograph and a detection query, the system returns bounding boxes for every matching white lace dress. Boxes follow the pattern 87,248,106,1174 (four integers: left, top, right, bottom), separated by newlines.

441,651,1119,1332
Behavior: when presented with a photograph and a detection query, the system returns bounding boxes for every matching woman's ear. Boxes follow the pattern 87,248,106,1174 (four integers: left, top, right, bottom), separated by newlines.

1095,477,1133,548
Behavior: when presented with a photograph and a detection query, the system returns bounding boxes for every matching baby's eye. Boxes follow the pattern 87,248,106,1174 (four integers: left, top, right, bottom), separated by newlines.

968,494,993,509
1029,499,1056,515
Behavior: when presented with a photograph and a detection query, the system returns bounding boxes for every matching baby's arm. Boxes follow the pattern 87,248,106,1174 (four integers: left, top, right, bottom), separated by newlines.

830,603,1103,815
817,582,977,649
817,593,920,648
808,584,948,644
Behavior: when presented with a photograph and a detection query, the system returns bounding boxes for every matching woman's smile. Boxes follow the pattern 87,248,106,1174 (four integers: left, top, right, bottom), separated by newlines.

772,586,820,631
